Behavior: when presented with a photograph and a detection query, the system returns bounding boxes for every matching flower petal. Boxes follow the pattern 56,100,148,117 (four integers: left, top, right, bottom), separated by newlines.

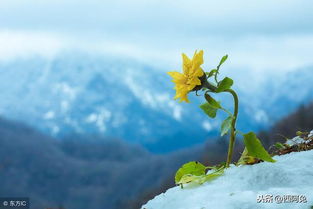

168,50,205,103
182,53,191,74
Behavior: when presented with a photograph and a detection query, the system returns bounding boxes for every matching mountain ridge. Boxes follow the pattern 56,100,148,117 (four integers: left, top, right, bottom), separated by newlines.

0,52,312,152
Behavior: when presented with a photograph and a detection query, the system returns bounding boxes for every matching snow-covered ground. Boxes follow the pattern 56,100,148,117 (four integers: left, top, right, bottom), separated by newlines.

142,149,313,209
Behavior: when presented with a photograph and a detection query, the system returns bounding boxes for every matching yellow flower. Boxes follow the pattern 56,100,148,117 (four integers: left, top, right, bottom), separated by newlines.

167,50,205,103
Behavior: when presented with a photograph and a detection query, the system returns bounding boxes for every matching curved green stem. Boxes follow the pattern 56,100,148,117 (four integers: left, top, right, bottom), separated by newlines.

224,89,239,168
202,80,239,167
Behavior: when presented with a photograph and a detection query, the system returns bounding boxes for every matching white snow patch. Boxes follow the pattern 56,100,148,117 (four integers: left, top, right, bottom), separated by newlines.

43,111,55,119
173,106,182,121
142,150,313,209
60,100,69,113
254,109,268,123
124,76,183,120
124,76,156,107
85,109,111,132
86,113,98,123
285,136,308,146
54,82,78,100
168,101,182,121
202,121,212,131
51,125,60,135
155,94,170,104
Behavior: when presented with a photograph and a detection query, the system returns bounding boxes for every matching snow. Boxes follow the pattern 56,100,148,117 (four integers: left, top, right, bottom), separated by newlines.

142,149,313,209
286,136,311,145
43,111,55,119
202,121,212,131
286,133,313,146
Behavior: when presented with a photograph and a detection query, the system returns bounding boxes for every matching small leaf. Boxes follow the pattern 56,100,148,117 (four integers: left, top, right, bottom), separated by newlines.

296,131,307,136
237,148,258,165
243,132,276,163
221,116,233,136
175,161,206,184
274,142,285,149
206,69,217,78
216,77,233,92
204,94,221,109
177,174,205,185
177,168,224,186
237,148,248,165
200,103,218,118
296,131,302,136
218,54,228,66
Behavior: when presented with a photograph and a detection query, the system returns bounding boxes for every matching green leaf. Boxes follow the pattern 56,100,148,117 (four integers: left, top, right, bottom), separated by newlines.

177,168,224,186
200,103,218,118
206,69,217,78
296,131,303,136
218,54,228,66
177,174,205,185
175,161,206,184
237,148,248,165
216,77,233,92
243,132,276,163
221,116,233,136
274,142,285,149
204,94,221,109
295,131,307,136
237,147,258,165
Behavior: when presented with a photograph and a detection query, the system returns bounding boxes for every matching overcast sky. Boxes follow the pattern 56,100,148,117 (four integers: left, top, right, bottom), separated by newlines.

0,0,313,76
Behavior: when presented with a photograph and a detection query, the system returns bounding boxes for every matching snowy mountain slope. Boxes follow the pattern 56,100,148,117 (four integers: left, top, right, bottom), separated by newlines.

142,149,313,209
259,67,313,123
0,51,312,152
0,52,211,152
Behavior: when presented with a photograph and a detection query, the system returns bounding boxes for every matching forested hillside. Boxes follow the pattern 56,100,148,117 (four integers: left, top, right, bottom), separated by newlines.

0,118,203,209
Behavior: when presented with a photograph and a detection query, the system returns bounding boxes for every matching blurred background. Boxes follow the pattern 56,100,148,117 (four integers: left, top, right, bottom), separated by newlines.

0,0,313,208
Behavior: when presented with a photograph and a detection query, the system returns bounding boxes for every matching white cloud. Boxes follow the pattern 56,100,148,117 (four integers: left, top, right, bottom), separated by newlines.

0,0,312,81
1,0,311,33
1,30,312,78
0,30,63,61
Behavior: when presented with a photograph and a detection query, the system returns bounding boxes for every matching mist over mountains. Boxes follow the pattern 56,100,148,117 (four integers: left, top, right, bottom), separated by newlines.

0,51,312,152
